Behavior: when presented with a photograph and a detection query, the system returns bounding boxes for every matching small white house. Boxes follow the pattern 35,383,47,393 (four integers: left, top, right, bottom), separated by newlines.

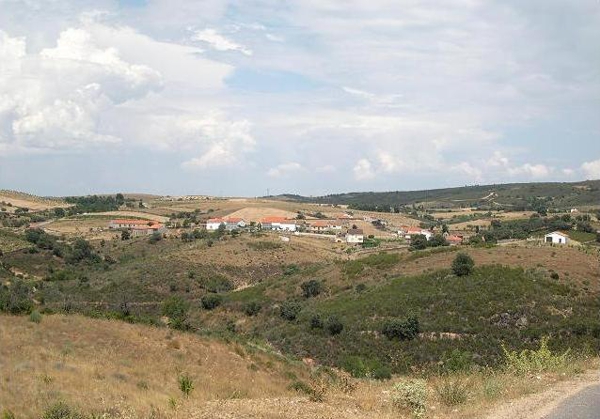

206,218,225,231
544,231,570,245
261,217,297,232
346,228,364,244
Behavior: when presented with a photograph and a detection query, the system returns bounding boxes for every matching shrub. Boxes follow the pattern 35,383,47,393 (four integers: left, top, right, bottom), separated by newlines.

2,410,15,419
382,316,420,341
162,296,190,330
0,279,33,314
200,275,234,293
441,349,472,373
326,316,344,335
452,253,475,276
435,376,470,406
178,373,194,398
201,294,222,310
29,310,42,323
355,283,367,293
300,280,323,298
310,314,324,329
148,232,162,244
392,379,428,418
243,301,262,316
502,336,570,375
280,301,302,321
342,356,391,379
550,271,560,280
42,401,84,419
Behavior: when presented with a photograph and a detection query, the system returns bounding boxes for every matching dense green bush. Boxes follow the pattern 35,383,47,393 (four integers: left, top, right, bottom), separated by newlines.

280,301,302,321
326,316,344,335
392,379,428,418
300,279,323,298
0,279,33,314
243,301,262,316
162,296,190,330
452,253,474,276
382,316,420,341
201,294,223,310
341,356,391,379
310,314,324,329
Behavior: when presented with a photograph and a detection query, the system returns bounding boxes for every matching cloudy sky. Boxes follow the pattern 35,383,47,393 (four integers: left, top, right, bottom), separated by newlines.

0,0,599,197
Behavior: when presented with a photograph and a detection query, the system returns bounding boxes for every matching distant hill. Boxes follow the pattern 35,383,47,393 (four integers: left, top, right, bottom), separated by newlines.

270,180,600,211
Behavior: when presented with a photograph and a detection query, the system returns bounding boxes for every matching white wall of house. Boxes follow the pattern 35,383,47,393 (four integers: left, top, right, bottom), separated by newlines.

206,221,223,231
346,234,364,243
544,232,569,245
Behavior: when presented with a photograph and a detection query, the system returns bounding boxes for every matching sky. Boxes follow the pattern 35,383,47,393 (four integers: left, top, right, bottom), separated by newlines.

0,0,599,197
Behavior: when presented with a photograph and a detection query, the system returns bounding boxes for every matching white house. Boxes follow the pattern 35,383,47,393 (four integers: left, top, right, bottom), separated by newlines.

206,217,246,231
544,231,570,245
206,218,225,231
402,227,434,241
346,228,364,244
261,217,297,232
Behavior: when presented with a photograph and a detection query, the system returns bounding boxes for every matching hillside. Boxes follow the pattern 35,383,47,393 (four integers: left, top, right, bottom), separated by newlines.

272,180,600,210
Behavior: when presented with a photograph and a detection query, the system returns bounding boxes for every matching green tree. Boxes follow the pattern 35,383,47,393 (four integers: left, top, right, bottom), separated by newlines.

162,297,190,330
452,253,475,276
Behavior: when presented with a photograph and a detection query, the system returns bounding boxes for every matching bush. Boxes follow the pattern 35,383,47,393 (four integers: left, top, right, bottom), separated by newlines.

392,379,428,418
435,376,470,406
201,294,222,310
452,253,474,276
342,356,391,379
550,271,560,280
29,310,42,323
148,232,162,244
200,275,234,293
42,401,85,419
178,373,194,398
382,316,420,341
502,336,570,375
441,349,472,373
280,301,302,321
0,279,33,314
326,316,344,335
243,301,262,316
310,314,324,329
162,296,190,330
300,279,323,298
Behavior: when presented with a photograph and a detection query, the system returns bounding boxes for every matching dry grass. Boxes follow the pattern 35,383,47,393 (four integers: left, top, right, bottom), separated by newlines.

0,191,69,212
0,314,305,417
1,314,597,419
225,207,298,222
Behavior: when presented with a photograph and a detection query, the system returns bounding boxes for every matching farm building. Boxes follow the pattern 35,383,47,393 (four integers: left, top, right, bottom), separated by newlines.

260,217,297,232
206,217,247,231
309,220,344,233
346,228,364,244
445,234,464,245
109,219,154,229
400,227,434,241
544,231,570,245
130,223,166,237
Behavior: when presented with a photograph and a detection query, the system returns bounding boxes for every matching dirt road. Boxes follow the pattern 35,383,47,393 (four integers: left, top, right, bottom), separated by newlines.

485,371,599,419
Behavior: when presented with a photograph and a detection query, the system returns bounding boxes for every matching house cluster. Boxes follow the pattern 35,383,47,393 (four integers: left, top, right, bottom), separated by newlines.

398,226,464,245
108,219,167,237
204,214,365,244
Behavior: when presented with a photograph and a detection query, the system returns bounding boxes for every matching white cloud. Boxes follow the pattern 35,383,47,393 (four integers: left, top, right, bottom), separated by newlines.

316,164,336,173
191,28,252,55
267,162,305,178
353,158,374,180
581,159,600,179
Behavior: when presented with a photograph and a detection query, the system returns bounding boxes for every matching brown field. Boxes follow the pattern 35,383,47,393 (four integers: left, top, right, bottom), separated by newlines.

0,314,307,418
373,245,600,292
225,207,298,222
1,314,597,419
0,191,70,212
89,211,169,222
40,219,117,240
